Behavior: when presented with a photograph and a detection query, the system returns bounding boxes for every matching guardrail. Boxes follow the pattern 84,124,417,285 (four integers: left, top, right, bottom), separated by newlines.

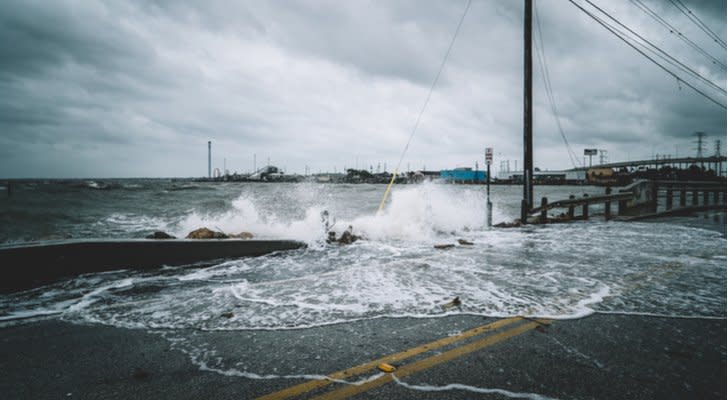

526,179,726,223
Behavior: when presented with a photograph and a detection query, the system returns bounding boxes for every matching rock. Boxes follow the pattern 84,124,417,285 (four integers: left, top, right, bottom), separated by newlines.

434,244,455,250
339,230,356,245
457,239,474,246
221,312,234,319
327,225,362,244
186,227,228,239
230,231,254,239
146,231,176,239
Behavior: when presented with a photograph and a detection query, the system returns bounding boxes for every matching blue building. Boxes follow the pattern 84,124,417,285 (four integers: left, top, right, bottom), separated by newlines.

439,168,486,183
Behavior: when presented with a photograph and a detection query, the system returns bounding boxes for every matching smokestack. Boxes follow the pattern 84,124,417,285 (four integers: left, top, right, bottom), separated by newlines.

208,141,211,178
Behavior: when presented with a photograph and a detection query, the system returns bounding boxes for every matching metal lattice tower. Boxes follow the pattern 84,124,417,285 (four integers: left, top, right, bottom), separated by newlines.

599,150,608,165
694,132,706,157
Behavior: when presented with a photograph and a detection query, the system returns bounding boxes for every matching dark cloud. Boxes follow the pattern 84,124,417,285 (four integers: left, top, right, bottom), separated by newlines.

0,0,724,178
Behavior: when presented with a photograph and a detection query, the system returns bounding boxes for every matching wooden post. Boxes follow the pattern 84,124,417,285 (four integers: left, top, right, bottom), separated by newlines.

666,187,673,210
568,195,575,219
521,199,528,224
692,190,698,206
604,187,611,220
582,193,589,220
679,188,687,207
715,189,720,205
540,197,548,223
703,190,709,205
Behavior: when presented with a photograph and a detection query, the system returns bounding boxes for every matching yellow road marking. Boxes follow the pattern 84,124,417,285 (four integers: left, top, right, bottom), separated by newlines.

310,319,551,400
256,317,523,400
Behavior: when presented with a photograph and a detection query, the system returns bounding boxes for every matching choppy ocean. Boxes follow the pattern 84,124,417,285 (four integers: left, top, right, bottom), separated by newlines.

0,179,724,330
1,179,725,380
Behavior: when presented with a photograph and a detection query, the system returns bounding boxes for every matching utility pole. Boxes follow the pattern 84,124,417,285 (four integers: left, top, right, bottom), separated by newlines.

522,0,533,222
208,141,211,179
486,148,493,227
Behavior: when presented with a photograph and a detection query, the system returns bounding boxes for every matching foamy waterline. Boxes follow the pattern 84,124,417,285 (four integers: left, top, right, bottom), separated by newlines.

0,184,725,331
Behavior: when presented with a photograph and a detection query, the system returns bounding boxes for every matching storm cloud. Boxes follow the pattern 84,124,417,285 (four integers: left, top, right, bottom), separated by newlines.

0,0,725,178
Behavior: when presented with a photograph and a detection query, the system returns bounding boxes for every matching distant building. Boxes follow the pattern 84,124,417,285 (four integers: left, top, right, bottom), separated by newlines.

496,169,586,184
439,167,486,183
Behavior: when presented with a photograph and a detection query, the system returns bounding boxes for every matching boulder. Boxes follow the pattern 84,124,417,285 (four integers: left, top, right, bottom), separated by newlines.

230,231,254,239
457,239,474,246
186,227,228,239
146,231,176,239
330,226,362,245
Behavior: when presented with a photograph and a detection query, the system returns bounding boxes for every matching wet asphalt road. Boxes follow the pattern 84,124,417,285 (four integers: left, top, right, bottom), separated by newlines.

0,313,724,399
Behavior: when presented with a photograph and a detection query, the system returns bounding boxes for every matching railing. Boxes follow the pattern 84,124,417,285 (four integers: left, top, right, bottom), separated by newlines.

526,179,726,223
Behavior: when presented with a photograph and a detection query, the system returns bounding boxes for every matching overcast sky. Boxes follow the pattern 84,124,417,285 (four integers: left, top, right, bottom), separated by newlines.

1,0,725,178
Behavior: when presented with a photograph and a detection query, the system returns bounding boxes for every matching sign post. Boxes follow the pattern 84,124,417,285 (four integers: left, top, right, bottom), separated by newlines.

485,147,493,227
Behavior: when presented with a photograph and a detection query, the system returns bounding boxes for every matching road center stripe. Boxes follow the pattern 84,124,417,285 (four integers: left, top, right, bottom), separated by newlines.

256,316,523,400
310,319,551,400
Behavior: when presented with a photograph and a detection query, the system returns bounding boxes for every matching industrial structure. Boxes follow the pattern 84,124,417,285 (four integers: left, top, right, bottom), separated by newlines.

439,167,486,183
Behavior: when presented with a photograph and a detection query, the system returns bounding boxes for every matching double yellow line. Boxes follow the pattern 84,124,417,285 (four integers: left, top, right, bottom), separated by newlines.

257,316,550,400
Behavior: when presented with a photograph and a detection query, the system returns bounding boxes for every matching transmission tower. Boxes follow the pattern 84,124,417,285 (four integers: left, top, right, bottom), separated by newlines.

694,131,706,157
715,139,722,156
599,149,608,165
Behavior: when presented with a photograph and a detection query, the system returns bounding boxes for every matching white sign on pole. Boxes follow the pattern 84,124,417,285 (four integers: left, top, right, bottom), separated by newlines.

485,148,493,165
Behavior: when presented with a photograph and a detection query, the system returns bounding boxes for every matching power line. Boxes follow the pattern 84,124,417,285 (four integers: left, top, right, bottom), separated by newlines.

533,3,581,168
629,0,725,69
568,0,726,109
378,0,472,212
583,0,724,95
668,0,726,48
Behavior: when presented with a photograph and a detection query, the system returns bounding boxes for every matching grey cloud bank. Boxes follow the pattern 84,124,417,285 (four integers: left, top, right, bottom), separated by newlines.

0,0,725,178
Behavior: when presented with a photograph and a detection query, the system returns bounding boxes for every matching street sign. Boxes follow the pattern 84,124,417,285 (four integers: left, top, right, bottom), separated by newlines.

584,148,598,156
485,147,493,165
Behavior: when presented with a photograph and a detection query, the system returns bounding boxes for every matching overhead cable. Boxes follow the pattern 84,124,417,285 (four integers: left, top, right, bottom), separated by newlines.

534,3,581,168
584,0,724,95
668,0,726,48
377,0,472,213
568,0,726,109
629,0,725,69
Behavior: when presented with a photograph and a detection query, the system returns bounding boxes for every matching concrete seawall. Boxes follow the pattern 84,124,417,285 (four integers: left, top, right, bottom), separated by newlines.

0,239,306,293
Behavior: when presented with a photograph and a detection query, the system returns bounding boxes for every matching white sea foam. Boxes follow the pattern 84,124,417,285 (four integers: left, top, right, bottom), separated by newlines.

0,184,724,332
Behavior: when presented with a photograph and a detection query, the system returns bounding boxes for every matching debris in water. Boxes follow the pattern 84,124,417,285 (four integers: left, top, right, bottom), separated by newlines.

434,244,455,250
457,239,474,246
221,312,234,319
494,220,522,228
328,225,363,245
442,297,462,309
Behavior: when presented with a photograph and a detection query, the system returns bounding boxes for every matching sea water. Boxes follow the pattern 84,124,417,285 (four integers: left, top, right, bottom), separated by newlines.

0,180,724,330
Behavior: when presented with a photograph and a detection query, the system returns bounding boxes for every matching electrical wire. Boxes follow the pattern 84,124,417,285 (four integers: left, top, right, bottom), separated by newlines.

584,0,724,95
377,0,472,213
629,0,725,69
533,3,581,168
568,0,726,109
668,0,726,48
